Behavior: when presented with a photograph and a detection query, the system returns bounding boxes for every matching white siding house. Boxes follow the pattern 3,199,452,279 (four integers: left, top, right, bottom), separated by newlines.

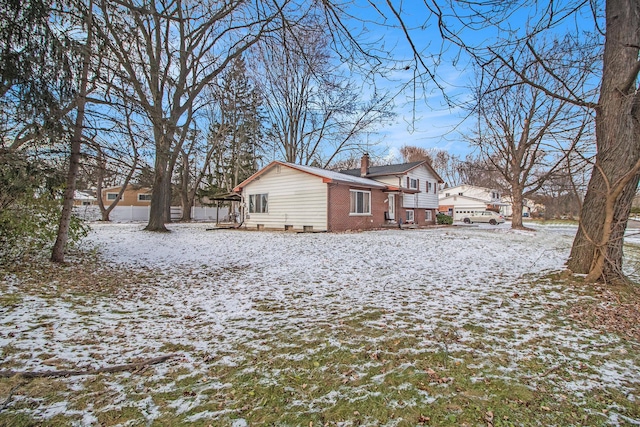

438,184,509,220
355,161,442,224
241,163,328,231
438,194,491,221
234,155,444,231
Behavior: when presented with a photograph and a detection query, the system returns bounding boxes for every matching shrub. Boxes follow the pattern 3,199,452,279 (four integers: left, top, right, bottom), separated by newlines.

0,198,89,264
0,150,89,263
436,213,453,225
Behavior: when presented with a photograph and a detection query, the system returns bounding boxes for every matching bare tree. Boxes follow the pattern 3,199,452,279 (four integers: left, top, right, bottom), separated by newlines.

399,145,433,163
354,0,636,283
565,0,640,282
253,18,394,167
469,52,589,229
90,105,146,222
91,0,286,232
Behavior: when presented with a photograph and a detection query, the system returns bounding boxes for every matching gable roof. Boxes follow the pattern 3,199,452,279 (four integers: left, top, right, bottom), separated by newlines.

102,185,151,192
443,184,497,194
439,193,509,206
341,160,444,183
74,191,96,200
234,161,387,192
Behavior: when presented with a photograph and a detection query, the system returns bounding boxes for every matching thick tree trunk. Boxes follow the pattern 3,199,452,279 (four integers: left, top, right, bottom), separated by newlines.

145,143,170,232
510,189,524,229
567,0,640,282
180,197,193,221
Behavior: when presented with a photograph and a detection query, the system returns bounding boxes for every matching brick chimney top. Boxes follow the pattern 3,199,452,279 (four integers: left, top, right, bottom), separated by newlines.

360,153,370,177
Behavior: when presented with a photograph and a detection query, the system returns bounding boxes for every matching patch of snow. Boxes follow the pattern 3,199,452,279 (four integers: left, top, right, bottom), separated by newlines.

1,222,639,423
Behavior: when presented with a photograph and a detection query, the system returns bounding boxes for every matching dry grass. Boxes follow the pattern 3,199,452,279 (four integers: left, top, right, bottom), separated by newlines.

1,245,639,426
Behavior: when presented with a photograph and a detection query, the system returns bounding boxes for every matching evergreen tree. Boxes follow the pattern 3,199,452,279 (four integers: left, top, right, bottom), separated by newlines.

204,57,264,198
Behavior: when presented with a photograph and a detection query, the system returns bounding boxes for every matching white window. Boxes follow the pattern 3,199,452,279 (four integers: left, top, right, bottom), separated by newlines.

445,192,450,197
428,182,432,192
406,210,414,222
426,210,432,221
106,193,120,201
138,194,152,201
249,193,268,213
409,178,418,189
458,192,463,196
350,190,371,215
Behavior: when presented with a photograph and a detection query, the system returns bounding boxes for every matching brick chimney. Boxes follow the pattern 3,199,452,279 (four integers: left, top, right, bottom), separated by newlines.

360,153,370,177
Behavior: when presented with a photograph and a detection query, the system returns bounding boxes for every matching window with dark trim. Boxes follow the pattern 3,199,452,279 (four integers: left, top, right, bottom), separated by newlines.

138,194,152,201
249,193,268,213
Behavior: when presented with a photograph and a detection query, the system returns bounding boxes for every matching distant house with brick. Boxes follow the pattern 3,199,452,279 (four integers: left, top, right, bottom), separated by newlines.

233,154,443,232
101,185,152,207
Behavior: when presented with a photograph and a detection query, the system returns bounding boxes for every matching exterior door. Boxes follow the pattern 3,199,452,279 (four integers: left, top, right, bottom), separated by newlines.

388,194,395,220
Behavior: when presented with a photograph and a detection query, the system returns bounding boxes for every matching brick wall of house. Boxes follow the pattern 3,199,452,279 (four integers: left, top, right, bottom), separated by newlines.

327,183,387,232
399,206,437,225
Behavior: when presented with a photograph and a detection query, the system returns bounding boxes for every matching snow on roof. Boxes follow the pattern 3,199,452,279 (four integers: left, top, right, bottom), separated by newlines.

341,160,424,176
341,160,444,183
286,162,387,188
438,194,508,205
74,191,96,201
235,161,387,191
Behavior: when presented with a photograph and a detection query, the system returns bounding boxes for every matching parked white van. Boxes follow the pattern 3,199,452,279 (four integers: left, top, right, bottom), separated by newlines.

462,211,505,225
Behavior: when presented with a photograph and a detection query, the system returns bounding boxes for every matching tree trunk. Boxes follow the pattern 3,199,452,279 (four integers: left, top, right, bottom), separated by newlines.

145,140,170,232
511,188,524,229
567,0,640,282
51,2,93,262
179,153,193,221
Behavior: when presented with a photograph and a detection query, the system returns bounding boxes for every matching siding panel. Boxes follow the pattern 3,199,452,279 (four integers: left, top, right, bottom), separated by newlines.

243,166,328,231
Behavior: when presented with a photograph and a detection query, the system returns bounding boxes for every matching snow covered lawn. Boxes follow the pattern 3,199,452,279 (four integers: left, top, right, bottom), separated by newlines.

1,223,639,426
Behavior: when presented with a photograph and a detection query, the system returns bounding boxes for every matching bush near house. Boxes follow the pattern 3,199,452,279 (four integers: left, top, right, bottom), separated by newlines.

437,212,453,225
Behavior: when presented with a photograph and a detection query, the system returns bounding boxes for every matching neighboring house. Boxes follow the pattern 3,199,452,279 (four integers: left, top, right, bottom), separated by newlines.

500,195,537,217
73,190,97,206
101,185,152,207
438,184,540,219
438,184,507,221
233,154,444,232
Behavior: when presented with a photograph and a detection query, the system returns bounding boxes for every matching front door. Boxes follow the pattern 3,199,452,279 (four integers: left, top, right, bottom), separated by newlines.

388,194,395,221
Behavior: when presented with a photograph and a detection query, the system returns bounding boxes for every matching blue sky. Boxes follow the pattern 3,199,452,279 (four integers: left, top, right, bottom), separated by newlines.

340,0,601,162
339,1,483,160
